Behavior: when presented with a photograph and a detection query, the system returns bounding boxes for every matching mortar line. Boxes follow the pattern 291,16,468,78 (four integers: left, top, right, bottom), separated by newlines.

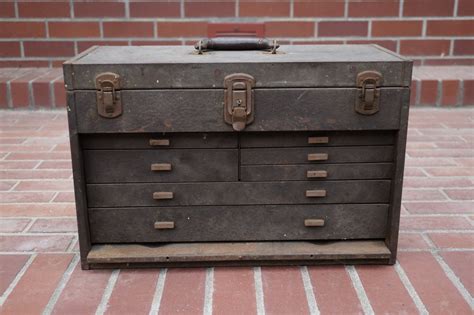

394,262,428,314
95,269,120,315
21,217,36,233
203,267,214,315
148,268,167,315
0,253,37,306
300,266,320,315
254,267,266,315
346,266,374,315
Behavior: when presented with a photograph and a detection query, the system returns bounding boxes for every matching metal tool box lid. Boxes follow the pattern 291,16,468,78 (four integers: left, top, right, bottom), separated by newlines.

63,45,412,90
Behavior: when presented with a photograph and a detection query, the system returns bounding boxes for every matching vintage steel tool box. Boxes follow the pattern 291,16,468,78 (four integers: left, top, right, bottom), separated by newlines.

63,41,412,269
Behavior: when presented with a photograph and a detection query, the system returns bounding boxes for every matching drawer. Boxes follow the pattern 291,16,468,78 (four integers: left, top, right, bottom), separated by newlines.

241,163,393,181
240,131,394,148
81,133,237,149
241,146,393,165
84,149,238,183
87,180,391,207
89,204,388,243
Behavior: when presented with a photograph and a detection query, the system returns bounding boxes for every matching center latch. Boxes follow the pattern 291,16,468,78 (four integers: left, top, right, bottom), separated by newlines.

224,73,255,131
95,72,122,118
355,70,383,115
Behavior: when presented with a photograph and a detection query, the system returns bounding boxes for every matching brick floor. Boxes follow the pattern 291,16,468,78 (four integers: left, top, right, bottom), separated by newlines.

0,108,473,314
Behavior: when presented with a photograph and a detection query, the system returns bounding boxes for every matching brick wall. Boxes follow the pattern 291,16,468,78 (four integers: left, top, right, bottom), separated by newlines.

0,0,473,67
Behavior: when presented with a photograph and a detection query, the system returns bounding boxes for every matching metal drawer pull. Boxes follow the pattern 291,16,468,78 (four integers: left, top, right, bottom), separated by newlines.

307,153,328,161
308,136,329,144
149,139,170,147
154,221,175,230
153,192,174,200
306,190,327,198
304,219,325,227
307,170,328,178
151,163,172,172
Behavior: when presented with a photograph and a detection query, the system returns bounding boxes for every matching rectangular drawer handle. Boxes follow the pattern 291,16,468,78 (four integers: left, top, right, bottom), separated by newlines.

151,163,172,172
154,221,175,230
308,136,329,144
307,153,328,161
306,189,327,198
153,192,174,200
304,219,325,227
307,170,328,178
149,139,170,147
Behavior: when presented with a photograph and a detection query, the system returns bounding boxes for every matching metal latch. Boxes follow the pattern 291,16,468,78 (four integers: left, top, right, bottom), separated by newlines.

355,71,383,115
95,72,122,118
224,73,255,131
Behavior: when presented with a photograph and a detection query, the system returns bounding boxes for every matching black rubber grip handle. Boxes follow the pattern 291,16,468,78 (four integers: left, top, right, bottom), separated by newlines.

195,37,279,53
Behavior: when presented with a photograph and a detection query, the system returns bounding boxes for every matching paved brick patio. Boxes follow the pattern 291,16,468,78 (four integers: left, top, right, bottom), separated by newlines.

0,108,473,314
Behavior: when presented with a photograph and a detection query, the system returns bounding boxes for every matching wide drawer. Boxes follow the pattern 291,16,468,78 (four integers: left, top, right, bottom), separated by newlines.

89,204,389,243
84,149,238,183
81,133,237,149
241,146,393,165
241,163,393,181
87,180,391,207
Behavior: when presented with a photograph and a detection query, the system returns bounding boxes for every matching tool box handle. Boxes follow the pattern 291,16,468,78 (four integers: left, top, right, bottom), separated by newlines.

195,37,279,54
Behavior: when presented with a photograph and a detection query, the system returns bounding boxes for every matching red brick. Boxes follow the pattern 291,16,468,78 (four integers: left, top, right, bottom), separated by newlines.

105,270,159,314
28,218,77,233
425,167,474,176
424,58,474,66
427,20,474,36
14,180,73,191
357,266,418,314
0,22,46,38
77,41,129,53
185,1,235,17
293,1,344,17
318,21,368,37
463,80,474,105
293,40,344,45
400,40,450,56
131,40,183,46
404,177,473,189
0,219,30,232
0,191,55,203
213,267,256,314
239,1,289,16
265,21,314,37
0,42,21,58
18,1,70,17
349,0,399,16
157,22,208,38
49,22,100,38
53,192,75,203
458,0,474,15
32,69,63,107
160,268,206,314
74,2,125,17
103,22,154,38
52,265,112,315
208,23,265,37
0,2,15,17
0,169,71,180
0,60,50,68
398,252,471,314
402,189,446,201
372,21,422,37
400,216,472,230
261,267,309,314
37,161,72,169
0,255,30,296
11,69,50,108
308,266,362,314
429,233,474,249
418,79,439,105
347,40,397,52
398,233,431,250
53,79,67,107
441,252,474,296
0,204,75,217
1,254,73,315
403,0,454,16
24,41,75,57
441,80,460,106
0,182,16,191
445,189,474,200
453,40,474,55
0,235,73,252
130,1,181,17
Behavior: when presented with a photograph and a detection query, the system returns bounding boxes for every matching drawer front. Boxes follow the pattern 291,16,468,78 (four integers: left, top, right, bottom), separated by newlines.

84,149,238,183
89,204,388,243
241,146,393,165
241,163,393,181
87,180,391,207
240,131,394,148
82,133,237,149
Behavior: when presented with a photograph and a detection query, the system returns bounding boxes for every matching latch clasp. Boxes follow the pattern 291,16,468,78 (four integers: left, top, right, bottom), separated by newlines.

95,72,122,118
355,71,383,115
224,73,255,131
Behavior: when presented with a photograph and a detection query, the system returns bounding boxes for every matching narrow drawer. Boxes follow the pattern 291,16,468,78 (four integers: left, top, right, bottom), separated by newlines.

89,204,389,243
87,180,391,207
81,133,237,149
241,163,393,181
241,146,393,165
84,149,238,183
240,131,394,148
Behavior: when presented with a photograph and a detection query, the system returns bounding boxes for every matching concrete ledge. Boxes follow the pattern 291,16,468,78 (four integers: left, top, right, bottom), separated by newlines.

0,66,473,109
